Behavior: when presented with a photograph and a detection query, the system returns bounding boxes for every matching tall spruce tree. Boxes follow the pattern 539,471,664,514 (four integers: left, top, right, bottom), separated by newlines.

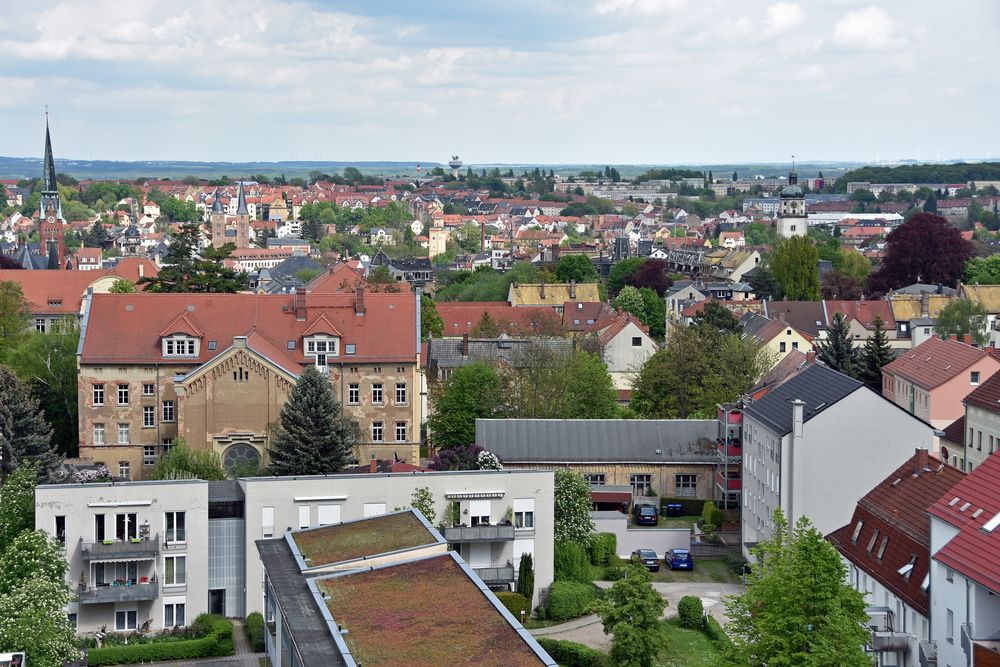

268,366,357,475
817,312,857,377
859,315,894,390
141,223,246,293
0,367,58,481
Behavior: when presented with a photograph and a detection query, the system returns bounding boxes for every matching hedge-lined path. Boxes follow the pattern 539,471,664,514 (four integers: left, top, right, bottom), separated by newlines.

108,619,266,667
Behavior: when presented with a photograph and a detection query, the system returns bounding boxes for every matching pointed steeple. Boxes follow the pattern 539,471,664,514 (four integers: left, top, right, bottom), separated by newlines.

42,113,57,193
211,187,225,214
236,180,249,216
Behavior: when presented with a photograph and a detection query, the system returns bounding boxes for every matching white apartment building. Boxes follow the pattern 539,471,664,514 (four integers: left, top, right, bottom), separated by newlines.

741,364,935,561
36,469,555,635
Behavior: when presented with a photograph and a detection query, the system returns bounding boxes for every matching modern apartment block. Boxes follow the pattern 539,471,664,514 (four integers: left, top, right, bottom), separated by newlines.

741,364,935,560
76,286,421,480
35,469,554,635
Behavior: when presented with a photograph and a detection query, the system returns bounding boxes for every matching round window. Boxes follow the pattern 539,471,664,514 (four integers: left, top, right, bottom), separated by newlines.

223,443,261,474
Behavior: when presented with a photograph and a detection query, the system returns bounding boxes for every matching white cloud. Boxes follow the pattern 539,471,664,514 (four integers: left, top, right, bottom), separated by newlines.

832,6,902,50
593,0,686,16
762,3,804,35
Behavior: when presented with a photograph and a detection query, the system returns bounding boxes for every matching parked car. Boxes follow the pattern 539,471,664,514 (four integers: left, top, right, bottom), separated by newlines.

631,549,661,572
665,548,694,571
634,504,658,526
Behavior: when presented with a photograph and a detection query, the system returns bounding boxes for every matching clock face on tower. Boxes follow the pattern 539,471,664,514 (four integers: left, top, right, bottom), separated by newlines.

47,216,55,224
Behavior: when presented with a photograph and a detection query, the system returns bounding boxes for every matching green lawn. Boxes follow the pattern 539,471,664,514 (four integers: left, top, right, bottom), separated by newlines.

629,514,700,529
657,618,724,667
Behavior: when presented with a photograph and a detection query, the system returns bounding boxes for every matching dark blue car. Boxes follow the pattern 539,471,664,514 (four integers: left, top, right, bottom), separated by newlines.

634,505,658,526
665,548,694,571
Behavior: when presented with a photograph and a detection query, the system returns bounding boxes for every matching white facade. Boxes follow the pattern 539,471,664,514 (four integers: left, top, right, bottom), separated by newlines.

600,319,657,390
776,196,807,238
741,389,935,559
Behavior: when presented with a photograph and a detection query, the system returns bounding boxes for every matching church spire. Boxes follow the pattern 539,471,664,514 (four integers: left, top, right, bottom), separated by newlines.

43,112,58,193
236,180,249,216
211,187,225,214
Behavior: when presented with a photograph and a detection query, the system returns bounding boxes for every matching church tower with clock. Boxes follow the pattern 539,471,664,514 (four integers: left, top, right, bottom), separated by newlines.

38,114,67,267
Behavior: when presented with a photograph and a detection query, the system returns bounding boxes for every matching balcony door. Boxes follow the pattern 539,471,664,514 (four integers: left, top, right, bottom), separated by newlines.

469,542,490,568
116,513,138,541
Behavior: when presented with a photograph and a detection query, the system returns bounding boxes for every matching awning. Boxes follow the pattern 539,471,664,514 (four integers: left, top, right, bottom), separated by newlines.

591,490,631,504
87,556,156,563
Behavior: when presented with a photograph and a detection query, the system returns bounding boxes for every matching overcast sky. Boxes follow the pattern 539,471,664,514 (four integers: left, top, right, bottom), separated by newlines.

1,0,997,164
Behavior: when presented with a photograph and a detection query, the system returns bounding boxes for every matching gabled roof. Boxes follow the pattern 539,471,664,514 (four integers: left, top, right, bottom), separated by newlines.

823,300,896,330
158,311,204,337
828,450,963,616
962,284,1000,313
596,312,649,348
508,282,600,307
762,300,826,337
963,367,1000,413
301,314,342,338
435,302,559,337
562,301,617,332
941,415,965,447
928,450,1000,593
739,312,787,344
882,335,996,390
743,363,864,437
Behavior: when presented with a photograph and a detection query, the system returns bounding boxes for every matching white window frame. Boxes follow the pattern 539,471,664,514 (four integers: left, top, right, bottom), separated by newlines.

162,334,199,358
164,511,186,544
115,609,138,631
395,383,407,405
118,461,130,480
164,600,186,628
93,383,104,406
143,383,155,396
395,421,407,443
143,405,155,428
514,498,535,530
117,383,129,405
93,423,105,445
143,445,157,465
118,423,130,445
35,317,46,333
675,474,697,498
372,421,384,442
162,400,175,423
348,383,360,405
164,555,186,587
371,383,384,405
304,335,339,363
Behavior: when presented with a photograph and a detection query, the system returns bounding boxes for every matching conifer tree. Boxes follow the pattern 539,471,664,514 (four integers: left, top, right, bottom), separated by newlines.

0,366,58,481
817,312,857,377
859,315,894,390
268,366,358,475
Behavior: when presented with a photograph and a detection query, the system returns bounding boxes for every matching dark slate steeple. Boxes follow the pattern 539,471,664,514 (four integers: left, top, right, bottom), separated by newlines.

236,180,249,216
40,112,62,220
211,187,225,214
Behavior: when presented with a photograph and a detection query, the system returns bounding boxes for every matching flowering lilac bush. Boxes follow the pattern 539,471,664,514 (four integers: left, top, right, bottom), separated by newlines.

72,465,113,483
429,443,503,471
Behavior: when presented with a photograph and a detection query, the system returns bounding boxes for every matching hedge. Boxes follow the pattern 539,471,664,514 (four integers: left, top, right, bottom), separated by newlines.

245,612,266,652
589,532,617,566
702,501,723,528
495,591,531,620
554,542,592,583
677,595,704,629
659,496,704,515
537,637,608,667
547,581,597,621
705,615,731,645
88,616,234,666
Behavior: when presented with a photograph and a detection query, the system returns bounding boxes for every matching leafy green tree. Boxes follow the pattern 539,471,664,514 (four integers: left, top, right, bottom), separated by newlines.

268,366,358,475
723,509,870,667
365,265,401,293
965,255,1000,284
0,577,79,667
935,298,989,346
868,213,973,293
749,266,783,300
151,439,226,480
693,300,741,334
0,530,67,596
608,257,645,295
561,352,619,419
923,193,937,212
637,287,666,338
0,366,58,480
554,254,598,283
554,469,595,546
141,224,246,293
395,487,436,525
858,315,893,391
108,278,136,293
0,281,30,358
613,285,647,321
421,294,443,340
770,237,821,300
428,363,509,449
816,313,858,376
837,247,870,283
597,563,667,667
0,462,36,552
470,311,501,337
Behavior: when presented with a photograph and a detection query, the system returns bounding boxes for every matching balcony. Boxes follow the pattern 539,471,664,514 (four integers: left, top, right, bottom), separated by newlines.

961,623,972,660
81,535,160,561
871,630,910,652
79,580,159,605
716,440,742,459
716,471,742,491
442,525,515,543
474,564,515,585
918,641,937,667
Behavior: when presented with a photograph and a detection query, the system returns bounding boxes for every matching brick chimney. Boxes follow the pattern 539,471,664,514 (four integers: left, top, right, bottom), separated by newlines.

920,291,929,318
963,333,973,346
950,334,958,341
540,280,546,300
569,279,577,300
294,287,306,321
462,333,469,356
354,283,365,316
369,452,377,474
915,447,928,475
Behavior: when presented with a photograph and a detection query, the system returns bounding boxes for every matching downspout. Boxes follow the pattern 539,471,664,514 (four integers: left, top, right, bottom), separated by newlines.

416,287,424,453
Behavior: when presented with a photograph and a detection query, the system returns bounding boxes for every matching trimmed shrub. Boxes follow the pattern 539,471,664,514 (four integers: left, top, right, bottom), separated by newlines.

496,591,531,621
705,615,731,645
88,616,234,666
547,581,597,621
517,552,535,601
554,541,592,583
659,496,704,515
603,564,626,581
537,637,608,667
677,595,704,629
589,532,617,566
245,612,266,652
702,501,723,529
191,613,230,638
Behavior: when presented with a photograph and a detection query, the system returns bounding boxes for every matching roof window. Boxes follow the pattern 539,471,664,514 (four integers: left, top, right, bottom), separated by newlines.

898,554,917,579
983,512,1000,533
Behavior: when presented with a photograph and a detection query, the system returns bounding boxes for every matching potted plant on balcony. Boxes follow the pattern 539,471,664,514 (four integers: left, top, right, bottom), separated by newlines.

130,537,142,544
103,537,114,545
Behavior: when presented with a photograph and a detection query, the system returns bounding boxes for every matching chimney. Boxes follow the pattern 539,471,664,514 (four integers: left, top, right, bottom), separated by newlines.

569,279,576,300
540,280,545,300
787,399,806,523
950,334,958,341
462,333,469,356
294,287,307,321
963,333,973,346
138,262,144,279
777,310,786,323
354,283,365,316
791,399,805,441
915,447,928,475
920,291,929,317
369,452,377,474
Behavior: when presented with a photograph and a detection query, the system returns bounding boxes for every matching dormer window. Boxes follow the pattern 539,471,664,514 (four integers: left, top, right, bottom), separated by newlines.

305,335,340,367
162,334,199,357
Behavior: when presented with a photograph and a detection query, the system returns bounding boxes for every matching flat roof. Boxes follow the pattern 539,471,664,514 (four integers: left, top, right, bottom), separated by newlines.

290,510,438,568
314,552,555,667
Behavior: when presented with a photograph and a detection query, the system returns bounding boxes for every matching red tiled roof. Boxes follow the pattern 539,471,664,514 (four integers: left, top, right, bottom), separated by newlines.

435,302,556,337
562,301,616,332
828,449,964,616
80,291,416,368
597,312,648,348
304,263,365,294
941,416,965,448
928,450,1000,593
824,300,896,330
0,262,157,316
883,336,997,390
963,370,1000,413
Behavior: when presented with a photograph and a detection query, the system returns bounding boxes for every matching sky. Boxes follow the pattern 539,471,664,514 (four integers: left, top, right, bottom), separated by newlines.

0,0,997,165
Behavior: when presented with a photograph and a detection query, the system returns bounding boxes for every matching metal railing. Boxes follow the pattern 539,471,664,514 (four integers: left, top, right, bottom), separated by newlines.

442,525,515,543
81,535,160,561
918,640,937,667
79,580,159,604
473,564,515,584
960,622,972,659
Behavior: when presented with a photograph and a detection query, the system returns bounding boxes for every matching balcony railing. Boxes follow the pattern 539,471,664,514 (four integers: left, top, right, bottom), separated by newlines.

871,630,910,652
961,623,972,659
918,640,937,667
474,564,515,585
442,525,515,543
79,581,159,605
716,471,742,491
81,535,160,561
716,441,743,459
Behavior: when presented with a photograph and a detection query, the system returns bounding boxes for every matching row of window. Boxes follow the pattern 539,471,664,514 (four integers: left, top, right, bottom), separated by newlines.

92,383,174,407
371,421,408,443
347,382,407,406
582,472,698,497
93,382,409,409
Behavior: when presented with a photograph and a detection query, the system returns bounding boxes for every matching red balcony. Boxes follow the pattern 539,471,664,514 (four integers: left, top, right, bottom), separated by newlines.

717,407,743,424
717,439,743,459
716,471,742,491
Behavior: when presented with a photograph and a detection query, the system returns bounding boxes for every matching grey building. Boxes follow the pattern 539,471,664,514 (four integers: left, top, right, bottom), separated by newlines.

427,335,575,381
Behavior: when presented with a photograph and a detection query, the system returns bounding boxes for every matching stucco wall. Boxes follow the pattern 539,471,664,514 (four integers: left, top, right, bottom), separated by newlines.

592,513,690,558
